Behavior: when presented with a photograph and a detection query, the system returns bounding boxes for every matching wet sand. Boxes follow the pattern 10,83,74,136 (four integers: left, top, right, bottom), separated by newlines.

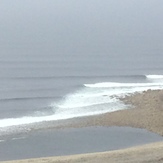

1,89,163,163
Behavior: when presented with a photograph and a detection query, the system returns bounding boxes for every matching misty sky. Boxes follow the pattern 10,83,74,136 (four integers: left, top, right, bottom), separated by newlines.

0,0,163,55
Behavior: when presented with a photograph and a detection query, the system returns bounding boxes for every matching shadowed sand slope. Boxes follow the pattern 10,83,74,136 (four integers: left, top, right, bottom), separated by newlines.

1,141,163,163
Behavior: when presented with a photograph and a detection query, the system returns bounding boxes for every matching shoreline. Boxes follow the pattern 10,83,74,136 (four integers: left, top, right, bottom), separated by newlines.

1,89,163,163
52,89,163,136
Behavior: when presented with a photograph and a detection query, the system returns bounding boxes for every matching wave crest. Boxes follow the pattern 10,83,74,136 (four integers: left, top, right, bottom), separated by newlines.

146,75,163,79
84,82,163,88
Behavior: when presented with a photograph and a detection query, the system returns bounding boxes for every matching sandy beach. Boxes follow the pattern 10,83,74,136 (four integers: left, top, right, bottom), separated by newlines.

1,89,163,163
58,89,163,136
107,89,163,136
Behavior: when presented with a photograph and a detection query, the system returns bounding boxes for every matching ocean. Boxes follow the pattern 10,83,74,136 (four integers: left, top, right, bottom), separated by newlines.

0,0,163,136
0,52,163,135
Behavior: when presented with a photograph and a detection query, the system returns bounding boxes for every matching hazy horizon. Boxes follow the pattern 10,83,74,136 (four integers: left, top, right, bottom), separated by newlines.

0,0,163,56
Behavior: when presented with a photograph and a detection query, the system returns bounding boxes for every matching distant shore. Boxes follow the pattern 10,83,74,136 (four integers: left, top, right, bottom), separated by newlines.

1,89,163,163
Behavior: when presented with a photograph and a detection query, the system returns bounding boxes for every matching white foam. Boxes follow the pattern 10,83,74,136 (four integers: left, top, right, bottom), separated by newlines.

0,104,122,128
1,80,163,129
146,75,163,79
84,82,163,88
0,140,5,143
56,92,117,109
0,115,66,128
12,137,26,140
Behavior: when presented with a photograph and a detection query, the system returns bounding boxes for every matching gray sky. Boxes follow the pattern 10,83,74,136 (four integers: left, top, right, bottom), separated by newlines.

0,0,163,54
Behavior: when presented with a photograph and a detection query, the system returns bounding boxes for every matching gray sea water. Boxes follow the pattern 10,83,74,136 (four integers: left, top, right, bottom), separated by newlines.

0,127,163,161
0,0,163,135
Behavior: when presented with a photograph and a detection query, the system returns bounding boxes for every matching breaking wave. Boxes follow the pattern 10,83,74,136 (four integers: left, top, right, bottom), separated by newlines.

146,75,163,80
84,82,163,88
1,74,163,129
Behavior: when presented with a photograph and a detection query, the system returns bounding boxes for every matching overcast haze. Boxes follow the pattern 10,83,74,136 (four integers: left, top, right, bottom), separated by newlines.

1,1,163,149
0,0,163,55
